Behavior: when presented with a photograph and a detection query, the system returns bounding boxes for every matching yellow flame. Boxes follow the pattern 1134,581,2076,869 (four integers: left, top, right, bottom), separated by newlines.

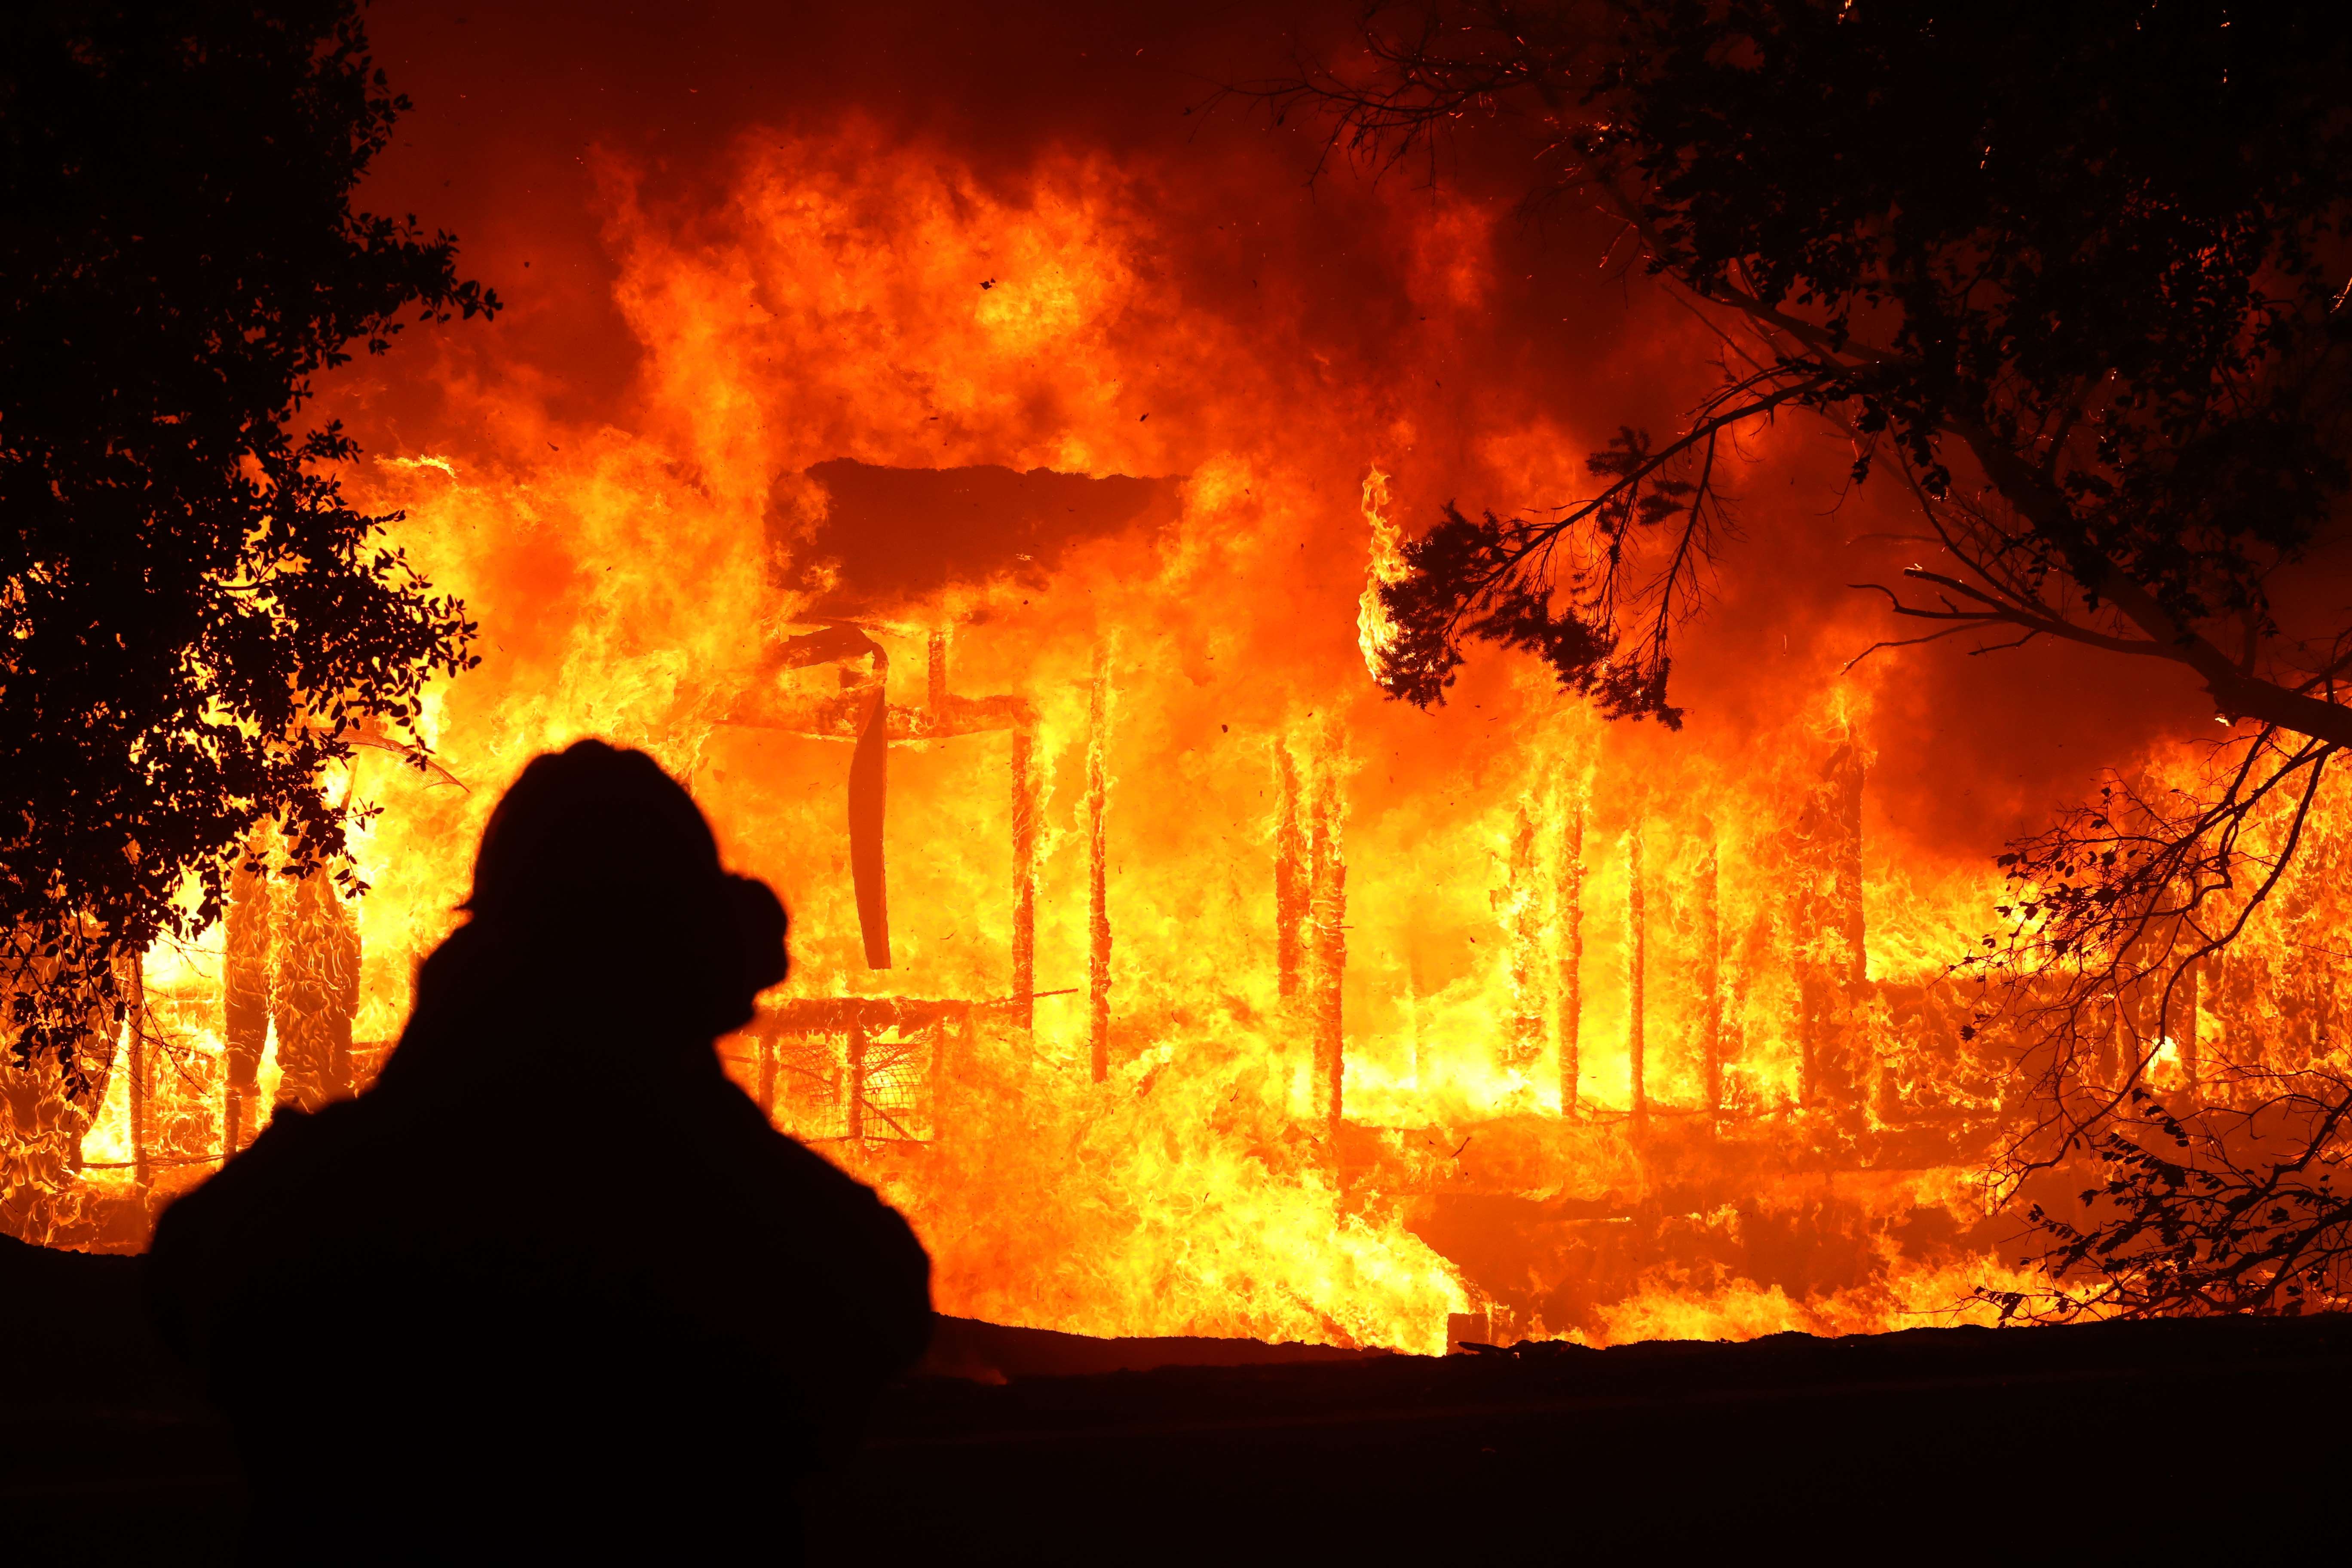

1356,466,1404,682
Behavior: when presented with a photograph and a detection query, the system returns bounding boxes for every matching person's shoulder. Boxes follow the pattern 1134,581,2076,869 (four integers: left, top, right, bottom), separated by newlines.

154,1095,397,1240
229,1094,395,1172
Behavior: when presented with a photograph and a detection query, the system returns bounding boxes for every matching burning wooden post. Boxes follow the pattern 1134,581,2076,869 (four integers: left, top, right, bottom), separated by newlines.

756,1033,778,1119
1306,725,1348,1145
1087,645,1113,1083
1626,819,1648,1122
1795,734,1870,1113
222,827,273,1154
1829,741,1867,986
927,628,949,717
1010,726,1040,1032
1505,799,1543,1070
273,870,360,1112
126,952,149,1200
845,1018,869,1141
847,656,893,971
1700,827,1723,1119
1831,741,1870,1110
1556,769,1587,1117
1274,743,1307,999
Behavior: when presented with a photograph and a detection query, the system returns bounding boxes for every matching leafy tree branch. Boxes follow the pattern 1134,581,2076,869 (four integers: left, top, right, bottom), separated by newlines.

2,2,498,1083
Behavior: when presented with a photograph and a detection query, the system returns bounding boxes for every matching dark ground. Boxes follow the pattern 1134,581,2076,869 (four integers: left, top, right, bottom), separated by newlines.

7,1236,2347,1563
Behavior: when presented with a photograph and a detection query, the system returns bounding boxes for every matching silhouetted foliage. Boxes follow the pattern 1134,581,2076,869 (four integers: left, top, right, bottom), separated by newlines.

1982,1083,2352,1320
1,2,496,1081
1273,0,2352,739
1371,425,1722,725
1952,734,2333,1138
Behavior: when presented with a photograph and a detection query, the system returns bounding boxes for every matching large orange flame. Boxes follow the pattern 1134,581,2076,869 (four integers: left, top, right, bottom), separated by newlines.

34,120,2306,1353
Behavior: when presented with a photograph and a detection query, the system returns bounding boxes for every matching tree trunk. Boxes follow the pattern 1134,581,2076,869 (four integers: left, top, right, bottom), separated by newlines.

847,670,892,970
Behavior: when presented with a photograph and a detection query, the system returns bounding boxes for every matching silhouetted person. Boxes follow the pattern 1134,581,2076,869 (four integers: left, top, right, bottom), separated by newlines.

148,741,932,1564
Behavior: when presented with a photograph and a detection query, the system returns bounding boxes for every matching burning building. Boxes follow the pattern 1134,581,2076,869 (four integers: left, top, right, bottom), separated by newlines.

9,9,2347,1360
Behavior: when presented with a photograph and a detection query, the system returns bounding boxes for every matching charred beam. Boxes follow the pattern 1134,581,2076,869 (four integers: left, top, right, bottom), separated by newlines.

848,665,893,971
1829,741,1867,986
751,995,985,1035
724,686,1037,743
846,1018,868,1141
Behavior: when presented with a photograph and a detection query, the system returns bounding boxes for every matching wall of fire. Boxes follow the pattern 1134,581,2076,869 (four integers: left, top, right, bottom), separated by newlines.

7,507,2346,1347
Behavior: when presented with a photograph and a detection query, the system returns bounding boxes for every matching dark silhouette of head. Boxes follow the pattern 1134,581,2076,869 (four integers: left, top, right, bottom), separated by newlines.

417,740,787,1052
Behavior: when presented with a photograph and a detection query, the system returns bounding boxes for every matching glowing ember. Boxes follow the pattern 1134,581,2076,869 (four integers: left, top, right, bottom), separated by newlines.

1356,467,1405,683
